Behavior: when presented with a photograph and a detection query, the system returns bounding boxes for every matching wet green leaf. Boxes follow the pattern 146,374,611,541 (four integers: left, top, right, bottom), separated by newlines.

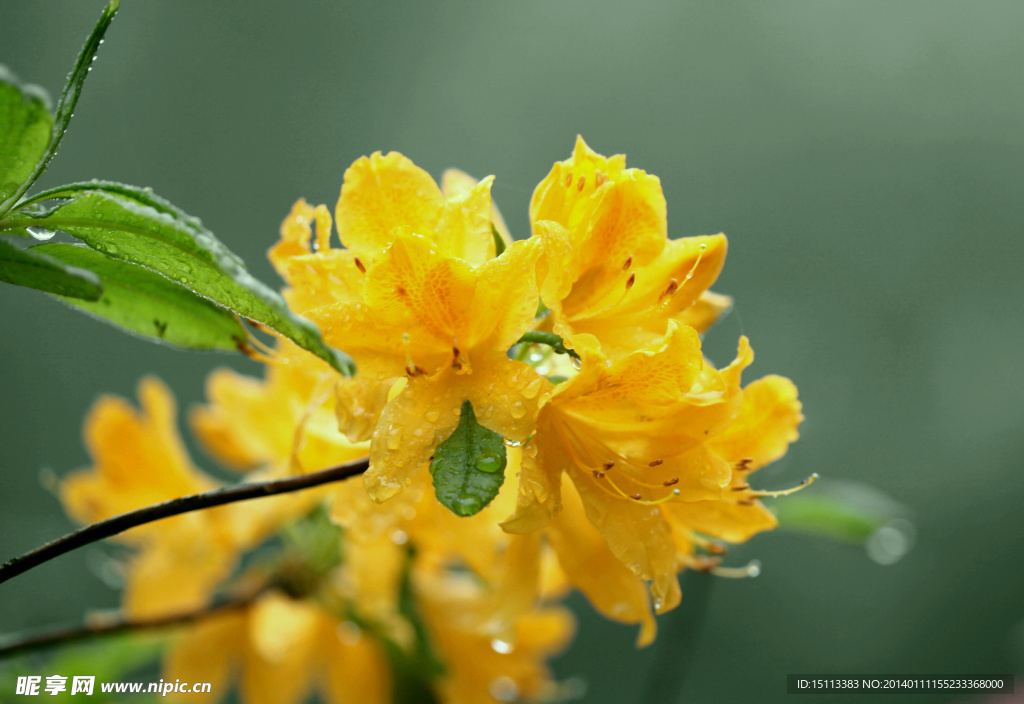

0,239,101,300
3,186,353,374
430,400,507,517
0,67,53,211
0,0,118,216
35,243,247,350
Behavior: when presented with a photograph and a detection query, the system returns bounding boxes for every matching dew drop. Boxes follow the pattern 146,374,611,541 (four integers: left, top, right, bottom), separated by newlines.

488,677,519,703
424,410,440,422
510,401,526,419
490,638,514,654
475,455,502,473
336,621,362,646
26,227,56,241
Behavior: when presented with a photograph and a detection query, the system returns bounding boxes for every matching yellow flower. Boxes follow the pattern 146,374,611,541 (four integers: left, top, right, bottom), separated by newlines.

416,570,575,704
191,339,368,477
269,152,552,503
59,378,250,618
164,592,390,704
531,136,731,358
502,325,802,642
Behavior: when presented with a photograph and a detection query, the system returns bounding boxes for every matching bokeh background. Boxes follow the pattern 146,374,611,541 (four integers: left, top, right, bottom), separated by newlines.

3,1,1024,702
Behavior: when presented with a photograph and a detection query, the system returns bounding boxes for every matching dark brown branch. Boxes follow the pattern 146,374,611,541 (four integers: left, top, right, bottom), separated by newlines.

0,457,369,587
0,591,261,660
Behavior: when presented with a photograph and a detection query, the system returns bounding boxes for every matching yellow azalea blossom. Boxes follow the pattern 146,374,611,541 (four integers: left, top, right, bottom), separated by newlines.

191,339,368,478
164,591,390,704
503,324,802,641
60,378,255,618
531,136,732,358
416,570,575,704
269,152,553,502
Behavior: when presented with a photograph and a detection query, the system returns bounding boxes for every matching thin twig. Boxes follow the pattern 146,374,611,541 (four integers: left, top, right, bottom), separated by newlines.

0,591,262,660
0,457,369,587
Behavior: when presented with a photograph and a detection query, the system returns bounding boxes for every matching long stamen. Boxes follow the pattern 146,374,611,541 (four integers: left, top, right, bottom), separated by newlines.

749,473,819,498
661,242,708,304
709,561,761,579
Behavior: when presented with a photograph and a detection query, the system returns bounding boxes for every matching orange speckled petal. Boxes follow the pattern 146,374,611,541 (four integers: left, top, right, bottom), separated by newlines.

363,231,478,347
335,151,443,257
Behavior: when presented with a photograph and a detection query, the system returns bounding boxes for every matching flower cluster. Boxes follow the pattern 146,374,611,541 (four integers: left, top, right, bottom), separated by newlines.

60,137,802,702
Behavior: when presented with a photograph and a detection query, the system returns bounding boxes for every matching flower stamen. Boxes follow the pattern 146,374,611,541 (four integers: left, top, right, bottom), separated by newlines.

748,473,819,498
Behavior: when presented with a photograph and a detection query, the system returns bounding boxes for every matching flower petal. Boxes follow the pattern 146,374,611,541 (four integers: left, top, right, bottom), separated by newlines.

335,151,443,256
435,175,497,265
707,374,803,471
546,479,657,646
442,167,512,249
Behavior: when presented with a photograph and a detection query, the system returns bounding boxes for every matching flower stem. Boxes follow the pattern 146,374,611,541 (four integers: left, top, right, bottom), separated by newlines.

0,457,369,587
0,590,261,660
515,331,580,359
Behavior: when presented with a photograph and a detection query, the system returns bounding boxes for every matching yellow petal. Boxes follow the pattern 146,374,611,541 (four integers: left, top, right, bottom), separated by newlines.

241,595,321,704
364,231,478,348
164,609,246,701
567,468,680,614
334,376,397,443
122,523,235,618
435,175,497,265
62,378,217,533
365,371,464,502
669,499,778,543
269,199,332,273
277,250,367,315
190,368,291,470
500,441,562,535
678,290,733,334
442,167,512,249
466,238,544,352
707,374,803,471
546,479,657,646
320,630,391,704
335,151,443,256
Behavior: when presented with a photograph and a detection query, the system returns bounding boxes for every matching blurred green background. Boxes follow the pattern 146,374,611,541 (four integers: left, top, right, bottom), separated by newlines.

3,1,1024,702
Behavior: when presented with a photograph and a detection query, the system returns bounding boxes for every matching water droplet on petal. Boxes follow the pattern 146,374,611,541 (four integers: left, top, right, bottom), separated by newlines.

489,677,519,702
490,638,514,654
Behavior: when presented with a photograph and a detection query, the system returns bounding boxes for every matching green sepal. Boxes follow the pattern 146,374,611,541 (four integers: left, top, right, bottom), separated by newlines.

430,400,508,517
34,243,249,350
491,222,506,257
0,239,102,300
2,185,353,374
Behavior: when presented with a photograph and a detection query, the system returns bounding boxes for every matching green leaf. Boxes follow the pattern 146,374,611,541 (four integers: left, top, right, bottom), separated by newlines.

0,632,164,703
2,186,353,374
0,67,53,210
0,239,102,300
35,243,248,350
430,400,507,517
0,1,119,216
771,481,909,545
